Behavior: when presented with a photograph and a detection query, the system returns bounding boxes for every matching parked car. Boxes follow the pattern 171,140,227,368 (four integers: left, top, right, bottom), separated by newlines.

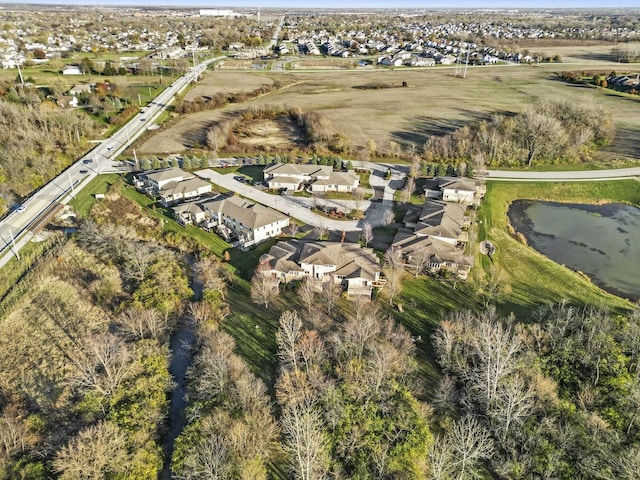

82,158,93,164
15,205,26,213
234,176,245,183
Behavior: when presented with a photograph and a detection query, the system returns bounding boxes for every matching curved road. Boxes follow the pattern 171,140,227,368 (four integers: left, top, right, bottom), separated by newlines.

484,166,640,181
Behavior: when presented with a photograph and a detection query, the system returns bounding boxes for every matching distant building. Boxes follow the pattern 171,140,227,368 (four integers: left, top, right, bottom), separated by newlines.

264,163,359,193
62,65,82,75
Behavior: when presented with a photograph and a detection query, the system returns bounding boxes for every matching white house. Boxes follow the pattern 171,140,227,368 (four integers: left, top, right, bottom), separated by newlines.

158,177,212,206
173,195,289,248
62,65,82,75
423,176,486,205
135,167,194,195
264,163,359,193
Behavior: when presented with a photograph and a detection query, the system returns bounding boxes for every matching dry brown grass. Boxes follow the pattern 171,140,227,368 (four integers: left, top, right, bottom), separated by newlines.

140,47,640,162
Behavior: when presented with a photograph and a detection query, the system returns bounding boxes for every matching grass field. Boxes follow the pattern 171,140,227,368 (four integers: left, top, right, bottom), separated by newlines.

68,173,120,217
139,59,640,163
474,180,639,317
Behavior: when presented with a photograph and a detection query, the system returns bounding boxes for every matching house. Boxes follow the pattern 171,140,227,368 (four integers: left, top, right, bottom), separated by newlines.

173,194,289,248
309,171,359,193
391,177,485,280
258,239,384,296
69,84,92,95
134,167,193,195
57,95,78,108
401,199,470,247
158,177,212,206
62,65,82,75
423,176,486,205
264,163,359,193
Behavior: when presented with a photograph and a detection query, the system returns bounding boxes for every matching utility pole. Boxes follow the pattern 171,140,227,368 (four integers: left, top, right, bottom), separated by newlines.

14,54,24,87
68,171,75,199
8,230,20,261
463,49,470,79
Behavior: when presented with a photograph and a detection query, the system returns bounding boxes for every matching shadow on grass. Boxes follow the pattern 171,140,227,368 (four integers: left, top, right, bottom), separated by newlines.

384,276,482,398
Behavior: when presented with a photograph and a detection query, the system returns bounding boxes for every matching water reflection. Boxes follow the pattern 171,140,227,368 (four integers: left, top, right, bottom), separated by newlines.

508,200,640,301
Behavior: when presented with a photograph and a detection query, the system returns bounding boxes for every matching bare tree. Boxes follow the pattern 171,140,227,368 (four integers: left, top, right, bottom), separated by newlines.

117,307,168,340
277,311,303,371
121,241,156,282
315,224,328,241
383,208,395,226
281,401,329,480
320,282,341,316
53,421,128,480
0,411,28,461
447,416,494,480
427,434,456,480
400,176,416,203
194,256,229,301
181,435,230,480
516,108,566,167
289,222,300,238
489,375,534,441
354,187,366,213
251,269,279,308
383,248,404,306
71,333,131,397
361,222,373,247
298,278,317,314
407,248,431,277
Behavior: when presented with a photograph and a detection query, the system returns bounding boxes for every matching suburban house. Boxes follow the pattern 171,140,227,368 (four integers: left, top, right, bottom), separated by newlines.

134,167,193,195
401,199,471,247
392,178,483,280
69,84,92,95
423,176,486,205
258,239,384,296
62,65,82,75
57,95,78,108
173,194,289,248
263,163,359,193
391,231,474,280
158,177,212,206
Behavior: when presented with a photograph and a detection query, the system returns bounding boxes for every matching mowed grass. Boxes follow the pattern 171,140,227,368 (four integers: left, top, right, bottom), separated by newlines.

68,173,120,217
143,60,640,161
475,180,639,317
384,276,481,395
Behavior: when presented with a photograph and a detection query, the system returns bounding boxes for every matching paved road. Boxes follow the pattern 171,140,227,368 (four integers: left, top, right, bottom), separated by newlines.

484,167,640,181
0,55,226,268
195,163,405,232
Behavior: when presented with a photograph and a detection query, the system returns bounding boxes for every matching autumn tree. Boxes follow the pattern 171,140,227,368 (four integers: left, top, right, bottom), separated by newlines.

251,268,279,308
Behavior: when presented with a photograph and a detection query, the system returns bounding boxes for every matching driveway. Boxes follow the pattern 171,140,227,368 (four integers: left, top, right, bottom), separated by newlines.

195,167,405,232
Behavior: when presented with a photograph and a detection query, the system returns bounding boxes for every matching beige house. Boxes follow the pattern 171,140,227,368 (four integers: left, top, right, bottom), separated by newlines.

135,167,193,195
423,176,486,205
173,194,289,248
258,240,384,297
158,177,212,206
263,163,359,193
393,178,484,280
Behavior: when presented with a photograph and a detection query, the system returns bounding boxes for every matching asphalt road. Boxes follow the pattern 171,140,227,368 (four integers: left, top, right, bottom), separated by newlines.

484,167,640,181
195,162,406,232
0,55,226,268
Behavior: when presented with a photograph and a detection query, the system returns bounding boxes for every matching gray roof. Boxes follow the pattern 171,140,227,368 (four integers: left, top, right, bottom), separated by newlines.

160,177,211,196
216,196,288,229
264,163,332,178
144,167,189,183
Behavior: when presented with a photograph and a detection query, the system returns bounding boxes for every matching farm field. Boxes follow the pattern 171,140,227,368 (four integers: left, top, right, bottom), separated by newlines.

140,54,640,163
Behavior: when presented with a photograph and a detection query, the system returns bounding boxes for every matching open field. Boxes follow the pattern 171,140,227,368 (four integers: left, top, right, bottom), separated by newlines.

140,55,640,163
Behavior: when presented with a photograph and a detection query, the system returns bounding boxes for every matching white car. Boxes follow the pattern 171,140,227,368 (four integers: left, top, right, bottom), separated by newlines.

15,205,26,213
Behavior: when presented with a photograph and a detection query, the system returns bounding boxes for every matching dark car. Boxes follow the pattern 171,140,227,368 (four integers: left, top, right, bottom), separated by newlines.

234,176,245,182
79,169,88,174
82,158,93,165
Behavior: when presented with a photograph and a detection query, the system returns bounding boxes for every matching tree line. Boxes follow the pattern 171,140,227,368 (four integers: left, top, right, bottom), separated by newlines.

432,304,640,479
0,98,97,212
424,98,614,169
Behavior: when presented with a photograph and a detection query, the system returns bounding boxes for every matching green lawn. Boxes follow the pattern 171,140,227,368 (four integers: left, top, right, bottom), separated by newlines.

69,174,120,217
384,276,481,395
118,183,230,257
475,181,638,317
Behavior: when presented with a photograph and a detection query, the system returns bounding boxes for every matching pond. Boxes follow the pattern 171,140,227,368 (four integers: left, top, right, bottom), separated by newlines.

508,200,640,301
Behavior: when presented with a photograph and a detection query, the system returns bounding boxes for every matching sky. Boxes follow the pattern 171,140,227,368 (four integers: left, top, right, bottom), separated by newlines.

0,0,638,9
